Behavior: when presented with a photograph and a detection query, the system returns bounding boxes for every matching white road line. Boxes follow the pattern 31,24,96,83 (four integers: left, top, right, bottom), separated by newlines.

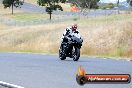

0,81,24,88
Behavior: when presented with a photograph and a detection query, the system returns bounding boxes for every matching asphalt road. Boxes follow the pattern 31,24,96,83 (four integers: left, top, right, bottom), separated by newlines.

20,2,117,16
0,52,132,88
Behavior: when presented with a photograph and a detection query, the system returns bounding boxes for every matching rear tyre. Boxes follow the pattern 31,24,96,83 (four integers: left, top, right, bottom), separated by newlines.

73,47,80,61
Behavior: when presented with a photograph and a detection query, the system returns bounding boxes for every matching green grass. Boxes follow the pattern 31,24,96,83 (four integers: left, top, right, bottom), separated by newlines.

79,14,132,25
3,12,73,23
8,13,49,22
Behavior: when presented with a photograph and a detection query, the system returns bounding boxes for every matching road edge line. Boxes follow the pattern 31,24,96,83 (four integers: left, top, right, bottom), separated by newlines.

0,81,24,88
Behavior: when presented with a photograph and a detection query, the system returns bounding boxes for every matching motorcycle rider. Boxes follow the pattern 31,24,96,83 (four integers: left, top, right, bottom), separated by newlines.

61,24,80,42
60,24,82,58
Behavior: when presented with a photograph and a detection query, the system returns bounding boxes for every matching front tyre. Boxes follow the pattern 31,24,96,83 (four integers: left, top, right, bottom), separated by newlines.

73,47,80,61
59,47,66,60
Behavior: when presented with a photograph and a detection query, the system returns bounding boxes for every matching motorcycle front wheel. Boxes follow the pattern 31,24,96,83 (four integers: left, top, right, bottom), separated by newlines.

59,46,66,60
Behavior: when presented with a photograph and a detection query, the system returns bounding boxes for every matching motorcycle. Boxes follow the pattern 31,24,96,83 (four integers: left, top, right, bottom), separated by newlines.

59,31,83,61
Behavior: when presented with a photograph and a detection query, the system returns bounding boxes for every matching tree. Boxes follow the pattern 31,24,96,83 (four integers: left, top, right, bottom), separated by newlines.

108,3,114,8
99,3,114,9
2,0,23,14
71,0,100,9
37,0,66,20
127,0,132,6
70,0,100,14
117,0,120,14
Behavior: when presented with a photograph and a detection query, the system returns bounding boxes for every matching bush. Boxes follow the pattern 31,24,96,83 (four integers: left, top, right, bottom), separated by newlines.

99,3,114,9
